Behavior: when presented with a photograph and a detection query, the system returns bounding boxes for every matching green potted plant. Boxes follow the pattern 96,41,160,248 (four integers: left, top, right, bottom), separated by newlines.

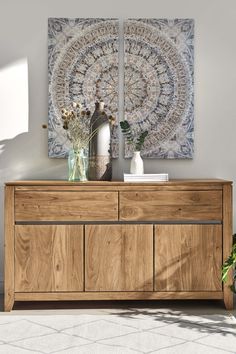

222,233,236,293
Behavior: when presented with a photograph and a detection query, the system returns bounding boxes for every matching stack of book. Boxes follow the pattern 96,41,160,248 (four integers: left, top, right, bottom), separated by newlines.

124,173,169,182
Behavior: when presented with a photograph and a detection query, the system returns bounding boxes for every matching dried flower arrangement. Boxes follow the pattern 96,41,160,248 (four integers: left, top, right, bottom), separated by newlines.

61,101,115,181
61,102,115,150
61,102,91,150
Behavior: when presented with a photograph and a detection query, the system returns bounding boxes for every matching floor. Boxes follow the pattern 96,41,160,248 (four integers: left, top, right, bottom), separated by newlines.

0,297,236,354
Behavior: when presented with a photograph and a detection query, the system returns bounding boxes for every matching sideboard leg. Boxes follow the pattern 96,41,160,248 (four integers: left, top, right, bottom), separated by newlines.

223,293,233,310
4,292,14,312
223,184,234,311
4,186,15,312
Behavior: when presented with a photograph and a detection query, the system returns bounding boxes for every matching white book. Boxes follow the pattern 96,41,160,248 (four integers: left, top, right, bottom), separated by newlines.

124,173,169,182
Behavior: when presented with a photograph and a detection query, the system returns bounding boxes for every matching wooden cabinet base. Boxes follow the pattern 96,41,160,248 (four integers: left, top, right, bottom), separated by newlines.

14,291,223,301
4,180,233,311
4,291,232,312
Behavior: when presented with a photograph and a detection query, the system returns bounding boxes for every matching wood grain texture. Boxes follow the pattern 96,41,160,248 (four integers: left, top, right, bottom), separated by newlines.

85,224,153,291
15,225,84,292
15,191,118,221
4,186,15,311
223,184,234,310
6,179,231,186
120,191,223,221
155,224,222,291
14,185,223,192
4,179,233,310
15,291,223,301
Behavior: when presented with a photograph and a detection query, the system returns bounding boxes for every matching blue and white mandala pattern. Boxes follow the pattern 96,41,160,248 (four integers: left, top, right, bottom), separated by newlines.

124,19,194,158
48,18,194,159
48,18,119,158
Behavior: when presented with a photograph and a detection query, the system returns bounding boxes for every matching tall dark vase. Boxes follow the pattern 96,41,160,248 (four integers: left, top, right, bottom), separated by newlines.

88,101,112,181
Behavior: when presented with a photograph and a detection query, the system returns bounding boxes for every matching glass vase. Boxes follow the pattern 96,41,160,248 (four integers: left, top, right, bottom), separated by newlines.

68,148,88,182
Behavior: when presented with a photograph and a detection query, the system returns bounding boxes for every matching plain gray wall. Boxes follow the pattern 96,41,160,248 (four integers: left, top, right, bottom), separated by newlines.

0,0,236,290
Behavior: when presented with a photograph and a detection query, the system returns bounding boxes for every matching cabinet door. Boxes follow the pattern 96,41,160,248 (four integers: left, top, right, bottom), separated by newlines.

85,225,153,291
155,224,222,291
15,225,83,292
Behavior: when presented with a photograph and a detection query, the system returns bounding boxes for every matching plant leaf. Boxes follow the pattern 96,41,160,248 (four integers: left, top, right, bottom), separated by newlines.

135,131,148,151
120,120,133,145
222,242,236,290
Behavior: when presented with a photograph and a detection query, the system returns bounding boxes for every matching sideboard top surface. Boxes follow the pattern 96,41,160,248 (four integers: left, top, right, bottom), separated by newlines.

5,179,232,187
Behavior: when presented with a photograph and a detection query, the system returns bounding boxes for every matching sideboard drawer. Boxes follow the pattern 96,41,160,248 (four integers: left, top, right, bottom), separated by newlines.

120,191,222,221
15,191,118,221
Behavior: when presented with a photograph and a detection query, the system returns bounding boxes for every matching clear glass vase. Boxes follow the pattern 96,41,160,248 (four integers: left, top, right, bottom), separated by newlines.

68,148,88,181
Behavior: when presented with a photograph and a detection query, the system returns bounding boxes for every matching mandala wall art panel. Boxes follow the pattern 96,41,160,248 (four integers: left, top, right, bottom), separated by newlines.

124,19,194,158
48,18,119,158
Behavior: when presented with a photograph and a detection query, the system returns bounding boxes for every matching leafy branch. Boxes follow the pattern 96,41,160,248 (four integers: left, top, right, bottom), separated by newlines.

222,233,236,293
135,131,148,151
120,120,133,145
120,120,148,152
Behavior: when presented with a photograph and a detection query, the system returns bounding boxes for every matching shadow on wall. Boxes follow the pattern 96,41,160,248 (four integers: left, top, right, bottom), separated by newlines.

0,57,67,179
0,59,29,141
0,58,30,180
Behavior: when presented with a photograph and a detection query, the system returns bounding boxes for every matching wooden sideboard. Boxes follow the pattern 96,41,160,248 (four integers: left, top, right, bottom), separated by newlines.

4,179,233,311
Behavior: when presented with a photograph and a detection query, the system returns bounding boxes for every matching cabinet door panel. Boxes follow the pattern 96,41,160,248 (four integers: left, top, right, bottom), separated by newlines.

155,225,222,291
15,225,83,292
85,225,153,291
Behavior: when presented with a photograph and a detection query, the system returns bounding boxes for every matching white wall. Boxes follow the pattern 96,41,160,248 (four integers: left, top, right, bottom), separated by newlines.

0,0,236,290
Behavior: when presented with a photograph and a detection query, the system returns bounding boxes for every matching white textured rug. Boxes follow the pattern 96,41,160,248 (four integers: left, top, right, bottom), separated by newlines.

0,304,235,354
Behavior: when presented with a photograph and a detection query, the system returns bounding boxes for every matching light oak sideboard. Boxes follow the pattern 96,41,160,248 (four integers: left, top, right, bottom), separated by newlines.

4,179,233,311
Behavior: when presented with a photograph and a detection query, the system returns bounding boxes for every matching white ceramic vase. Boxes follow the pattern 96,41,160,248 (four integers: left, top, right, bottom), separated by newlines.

130,151,144,174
